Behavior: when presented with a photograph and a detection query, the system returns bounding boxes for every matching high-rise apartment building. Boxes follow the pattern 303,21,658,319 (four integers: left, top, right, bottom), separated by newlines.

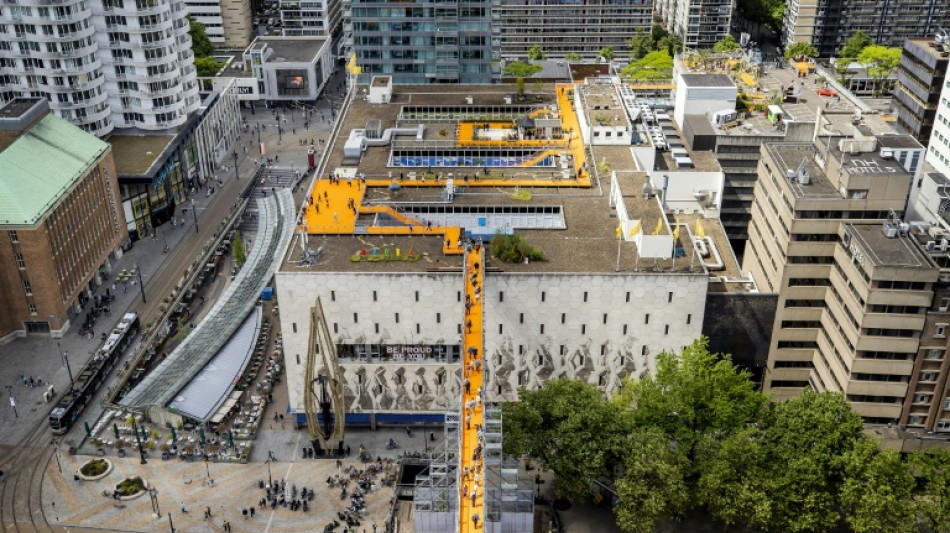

654,0,732,51
347,0,495,83
278,0,342,41
783,0,950,59
893,37,950,145
494,0,653,60
744,131,936,422
0,0,200,137
184,0,254,48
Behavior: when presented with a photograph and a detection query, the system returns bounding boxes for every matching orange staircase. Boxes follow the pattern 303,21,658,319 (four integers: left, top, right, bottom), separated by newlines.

459,247,485,532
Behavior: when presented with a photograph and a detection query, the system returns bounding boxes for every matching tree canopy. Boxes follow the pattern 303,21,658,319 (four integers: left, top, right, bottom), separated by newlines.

527,44,546,61
620,50,674,80
857,45,902,96
503,60,543,79
785,41,819,60
713,34,740,53
187,15,215,59
194,56,225,77
839,30,872,59
598,46,615,61
626,24,682,60
738,0,784,34
564,52,583,61
501,338,950,533
502,378,628,501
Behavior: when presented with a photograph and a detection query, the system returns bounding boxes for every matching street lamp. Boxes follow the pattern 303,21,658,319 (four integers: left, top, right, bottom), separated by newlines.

191,199,198,234
167,512,175,533
131,417,147,464
136,268,146,304
51,440,62,474
233,151,239,181
56,341,75,391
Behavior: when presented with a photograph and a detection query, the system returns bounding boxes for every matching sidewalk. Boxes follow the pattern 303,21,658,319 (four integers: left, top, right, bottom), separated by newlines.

0,69,350,447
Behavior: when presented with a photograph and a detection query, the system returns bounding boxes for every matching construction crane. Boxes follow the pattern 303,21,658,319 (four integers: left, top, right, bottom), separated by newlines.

305,296,346,456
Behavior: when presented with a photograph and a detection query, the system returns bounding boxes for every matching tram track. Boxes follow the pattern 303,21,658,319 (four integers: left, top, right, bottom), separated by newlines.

0,416,54,533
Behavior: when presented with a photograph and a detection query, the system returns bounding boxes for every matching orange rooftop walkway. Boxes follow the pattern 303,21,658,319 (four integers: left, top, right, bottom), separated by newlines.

459,247,485,532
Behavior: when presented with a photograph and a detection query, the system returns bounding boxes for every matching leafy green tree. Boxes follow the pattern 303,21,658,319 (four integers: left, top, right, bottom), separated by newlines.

565,52,583,61
527,44,546,61
739,0,784,34
759,390,865,533
502,378,630,502
194,56,225,77
840,439,915,533
620,50,674,80
504,61,543,96
908,447,950,533
857,45,902,96
615,428,689,533
657,34,682,56
232,230,246,266
839,30,872,59
713,34,740,53
626,31,654,60
650,23,670,44
598,46,615,62
695,427,774,531
785,41,819,60
616,337,768,454
187,15,215,58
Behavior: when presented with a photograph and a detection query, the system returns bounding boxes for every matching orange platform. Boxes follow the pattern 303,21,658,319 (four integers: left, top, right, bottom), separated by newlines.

459,247,485,532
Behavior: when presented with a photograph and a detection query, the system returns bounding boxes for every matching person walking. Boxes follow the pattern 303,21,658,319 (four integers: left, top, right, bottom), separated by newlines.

181,502,188,513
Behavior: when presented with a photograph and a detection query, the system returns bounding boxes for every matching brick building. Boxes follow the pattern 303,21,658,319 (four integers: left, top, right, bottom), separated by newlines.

0,99,126,342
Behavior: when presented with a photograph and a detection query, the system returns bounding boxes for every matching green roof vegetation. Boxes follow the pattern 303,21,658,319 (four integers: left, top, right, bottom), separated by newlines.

0,114,108,227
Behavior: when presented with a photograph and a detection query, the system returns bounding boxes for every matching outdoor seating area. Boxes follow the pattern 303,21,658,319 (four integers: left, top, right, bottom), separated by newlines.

114,264,138,284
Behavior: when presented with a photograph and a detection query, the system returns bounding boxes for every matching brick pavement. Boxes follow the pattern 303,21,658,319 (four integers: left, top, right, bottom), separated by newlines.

43,454,393,533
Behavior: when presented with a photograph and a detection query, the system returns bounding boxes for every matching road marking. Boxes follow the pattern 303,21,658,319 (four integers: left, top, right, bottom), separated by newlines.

263,455,299,533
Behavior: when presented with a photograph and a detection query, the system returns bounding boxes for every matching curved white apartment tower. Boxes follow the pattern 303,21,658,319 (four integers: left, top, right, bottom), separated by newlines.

0,0,200,137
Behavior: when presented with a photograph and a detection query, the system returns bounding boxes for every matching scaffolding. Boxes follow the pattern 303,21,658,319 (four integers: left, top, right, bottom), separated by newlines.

481,407,534,533
413,411,461,533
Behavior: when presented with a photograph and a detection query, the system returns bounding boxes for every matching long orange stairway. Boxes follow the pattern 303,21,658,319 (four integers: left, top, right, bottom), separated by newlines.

459,246,485,532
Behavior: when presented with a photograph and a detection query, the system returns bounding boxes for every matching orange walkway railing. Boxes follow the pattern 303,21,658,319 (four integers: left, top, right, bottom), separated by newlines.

459,247,485,532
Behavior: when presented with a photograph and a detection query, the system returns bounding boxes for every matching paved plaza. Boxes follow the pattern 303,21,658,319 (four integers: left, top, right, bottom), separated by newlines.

44,453,393,533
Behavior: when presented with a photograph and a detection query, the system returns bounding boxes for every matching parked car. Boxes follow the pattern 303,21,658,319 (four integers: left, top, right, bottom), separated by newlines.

815,87,838,97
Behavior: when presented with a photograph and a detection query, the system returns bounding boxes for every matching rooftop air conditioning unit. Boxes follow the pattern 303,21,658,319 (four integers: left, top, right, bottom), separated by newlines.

926,240,937,251
880,148,893,159
940,239,949,251
929,226,948,238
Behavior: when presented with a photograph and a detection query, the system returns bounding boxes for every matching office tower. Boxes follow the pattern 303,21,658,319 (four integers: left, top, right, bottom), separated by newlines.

0,0,200,137
743,128,936,422
893,37,950,145
348,0,495,83
783,0,950,59
926,59,950,178
494,0,653,59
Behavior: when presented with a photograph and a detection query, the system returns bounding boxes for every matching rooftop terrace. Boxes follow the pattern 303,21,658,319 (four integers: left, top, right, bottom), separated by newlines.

285,83,743,282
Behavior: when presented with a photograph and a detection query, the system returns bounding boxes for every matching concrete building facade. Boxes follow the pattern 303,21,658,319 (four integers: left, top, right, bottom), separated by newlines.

276,270,707,419
0,0,201,137
0,99,126,342
893,37,950,145
783,0,950,59
185,0,254,48
926,77,950,178
743,133,940,423
494,0,653,60
278,0,342,40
